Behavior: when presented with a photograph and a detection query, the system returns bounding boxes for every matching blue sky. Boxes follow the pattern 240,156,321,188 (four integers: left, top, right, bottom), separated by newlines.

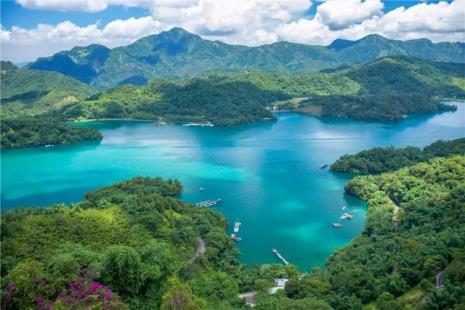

1,0,463,62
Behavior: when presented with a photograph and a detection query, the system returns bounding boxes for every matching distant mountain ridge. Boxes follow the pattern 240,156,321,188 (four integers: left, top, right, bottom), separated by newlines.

27,28,465,89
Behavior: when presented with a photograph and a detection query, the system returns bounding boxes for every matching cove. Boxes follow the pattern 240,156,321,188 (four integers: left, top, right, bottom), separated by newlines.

1,103,464,271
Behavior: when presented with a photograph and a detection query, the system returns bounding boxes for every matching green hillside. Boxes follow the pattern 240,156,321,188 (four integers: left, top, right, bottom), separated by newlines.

57,56,465,124
331,138,465,174
0,117,103,149
0,61,95,117
60,77,288,126
27,28,465,89
295,57,465,120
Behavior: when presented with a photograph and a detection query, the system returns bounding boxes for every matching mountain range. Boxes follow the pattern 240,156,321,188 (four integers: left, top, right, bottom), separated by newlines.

27,27,465,89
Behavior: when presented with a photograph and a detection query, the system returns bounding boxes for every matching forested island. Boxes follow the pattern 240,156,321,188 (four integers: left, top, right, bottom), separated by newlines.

331,138,465,174
0,118,102,149
2,155,464,309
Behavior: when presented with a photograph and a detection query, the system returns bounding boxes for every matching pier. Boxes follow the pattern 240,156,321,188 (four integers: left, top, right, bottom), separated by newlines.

272,248,289,266
195,198,222,207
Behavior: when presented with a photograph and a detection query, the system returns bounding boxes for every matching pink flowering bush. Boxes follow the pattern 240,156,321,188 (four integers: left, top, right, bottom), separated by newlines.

36,271,126,310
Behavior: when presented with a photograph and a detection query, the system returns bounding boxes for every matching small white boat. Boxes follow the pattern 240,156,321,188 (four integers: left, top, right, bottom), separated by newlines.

182,121,214,127
332,223,342,228
44,144,53,148
342,206,346,210
233,221,242,233
199,187,204,192
340,213,353,220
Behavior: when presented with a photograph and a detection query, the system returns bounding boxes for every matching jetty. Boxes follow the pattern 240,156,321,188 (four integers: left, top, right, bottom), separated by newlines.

272,248,289,266
195,199,222,207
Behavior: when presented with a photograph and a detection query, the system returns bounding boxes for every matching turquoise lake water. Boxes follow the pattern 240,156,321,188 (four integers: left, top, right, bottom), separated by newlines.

2,103,464,271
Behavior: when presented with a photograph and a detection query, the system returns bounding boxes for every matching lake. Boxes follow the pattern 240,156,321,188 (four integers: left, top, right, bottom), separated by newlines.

2,103,464,271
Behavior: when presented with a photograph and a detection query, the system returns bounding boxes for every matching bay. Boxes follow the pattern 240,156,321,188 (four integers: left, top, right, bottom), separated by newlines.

1,103,464,270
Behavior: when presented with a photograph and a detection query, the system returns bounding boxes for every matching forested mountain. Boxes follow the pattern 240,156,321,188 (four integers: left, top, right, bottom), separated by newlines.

57,56,465,124
59,77,286,126
331,138,465,174
2,157,464,309
295,56,465,120
27,28,465,89
0,61,95,117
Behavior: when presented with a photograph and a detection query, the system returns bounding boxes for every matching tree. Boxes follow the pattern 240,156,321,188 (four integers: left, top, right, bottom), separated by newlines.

101,246,145,297
160,278,205,310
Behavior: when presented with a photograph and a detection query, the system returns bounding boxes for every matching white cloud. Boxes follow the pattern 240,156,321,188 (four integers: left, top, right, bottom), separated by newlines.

0,17,164,62
2,0,465,62
316,0,384,30
16,0,147,12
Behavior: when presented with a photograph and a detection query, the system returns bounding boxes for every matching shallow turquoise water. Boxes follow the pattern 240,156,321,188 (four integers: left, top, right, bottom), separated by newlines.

2,104,464,271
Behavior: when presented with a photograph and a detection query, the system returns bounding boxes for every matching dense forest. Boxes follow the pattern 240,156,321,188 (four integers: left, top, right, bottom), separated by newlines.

0,118,102,148
58,56,465,124
2,56,464,125
2,156,464,309
60,77,286,126
295,57,465,121
0,61,95,118
331,138,465,174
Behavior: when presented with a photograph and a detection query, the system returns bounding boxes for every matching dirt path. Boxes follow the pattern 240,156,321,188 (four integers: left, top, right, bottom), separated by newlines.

188,237,206,263
389,197,400,229
195,237,206,256
436,271,444,289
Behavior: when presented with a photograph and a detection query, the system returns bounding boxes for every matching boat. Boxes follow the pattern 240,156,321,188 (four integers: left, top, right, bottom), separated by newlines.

321,164,328,169
340,213,353,220
182,121,214,127
233,221,242,233
230,235,242,242
154,117,167,126
342,206,346,210
44,144,53,148
199,187,204,192
332,223,342,228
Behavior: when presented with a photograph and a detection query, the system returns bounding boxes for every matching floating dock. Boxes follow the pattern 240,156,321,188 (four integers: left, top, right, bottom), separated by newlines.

272,248,289,266
195,199,222,207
